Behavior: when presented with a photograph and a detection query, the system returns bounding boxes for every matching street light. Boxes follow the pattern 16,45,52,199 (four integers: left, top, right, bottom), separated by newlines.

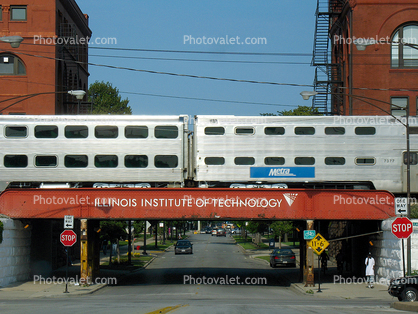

301,90,412,276
0,36,24,48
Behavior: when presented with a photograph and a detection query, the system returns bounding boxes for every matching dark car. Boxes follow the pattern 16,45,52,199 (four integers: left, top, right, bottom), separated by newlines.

388,276,418,301
174,240,193,254
205,227,212,234
216,228,227,237
269,248,296,268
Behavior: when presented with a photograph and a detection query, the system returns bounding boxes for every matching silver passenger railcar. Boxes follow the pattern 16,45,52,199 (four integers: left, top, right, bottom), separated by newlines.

0,115,189,192
193,115,418,193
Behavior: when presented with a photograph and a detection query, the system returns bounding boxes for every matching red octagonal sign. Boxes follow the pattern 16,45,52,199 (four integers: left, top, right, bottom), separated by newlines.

60,230,77,247
392,217,413,239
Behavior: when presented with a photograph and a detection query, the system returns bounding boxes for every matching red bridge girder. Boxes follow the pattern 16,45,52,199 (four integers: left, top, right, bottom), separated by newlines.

0,188,395,220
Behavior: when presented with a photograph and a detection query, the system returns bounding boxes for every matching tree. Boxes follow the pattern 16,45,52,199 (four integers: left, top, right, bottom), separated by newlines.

270,221,294,248
88,81,132,114
100,221,127,265
260,105,319,116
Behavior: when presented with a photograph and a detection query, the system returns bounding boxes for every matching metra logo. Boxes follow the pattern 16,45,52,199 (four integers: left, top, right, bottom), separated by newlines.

268,168,292,176
283,193,298,206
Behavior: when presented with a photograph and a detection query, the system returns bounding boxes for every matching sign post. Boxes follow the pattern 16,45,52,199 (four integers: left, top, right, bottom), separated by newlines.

308,233,330,293
60,229,77,293
392,217,413,277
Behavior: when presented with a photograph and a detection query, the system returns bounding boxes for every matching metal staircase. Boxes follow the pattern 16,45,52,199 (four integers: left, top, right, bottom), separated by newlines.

311,0,344,115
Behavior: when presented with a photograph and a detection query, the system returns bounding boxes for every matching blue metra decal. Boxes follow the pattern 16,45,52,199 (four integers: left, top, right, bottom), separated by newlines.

250,167,315,178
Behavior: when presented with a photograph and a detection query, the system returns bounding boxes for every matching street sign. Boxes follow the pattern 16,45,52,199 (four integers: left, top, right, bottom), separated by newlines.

395,198,407,215
60,230,77,247
64,215,74,229
303,230,316,240
392,217,413,239
308,233,329,255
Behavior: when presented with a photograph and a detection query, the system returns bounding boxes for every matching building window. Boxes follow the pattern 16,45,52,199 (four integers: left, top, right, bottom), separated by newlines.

403,152,418,165
295,157,315,165
264,157,285,165
95,126,118,138
155,126,178,139
392,24,418,68
0,54,26,75
35,155,57,167
325,127,345,135
0,6,2,21
355,127,376,135
10,6,27,21
325,157,345,165
355,157,376,165
204,127,225,135
391,97,408,116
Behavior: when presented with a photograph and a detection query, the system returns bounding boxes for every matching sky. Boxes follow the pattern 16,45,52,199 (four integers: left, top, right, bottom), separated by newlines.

77,1,317,117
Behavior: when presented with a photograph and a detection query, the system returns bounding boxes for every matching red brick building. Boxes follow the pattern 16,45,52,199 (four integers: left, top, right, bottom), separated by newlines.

0,1,91,114
312,0,418,116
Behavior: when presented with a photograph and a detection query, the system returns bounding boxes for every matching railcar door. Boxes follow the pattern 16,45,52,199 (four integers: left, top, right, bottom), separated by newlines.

402,151,418,193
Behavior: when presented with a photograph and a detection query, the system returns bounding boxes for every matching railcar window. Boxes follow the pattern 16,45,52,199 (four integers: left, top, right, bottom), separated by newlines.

125,126,148,138
403,152,418,165
234,157,255,165
204,127,225,135
295,127,315,135
5,126,27,137
264,127,285,135
295,157,315,165
264,157,285,165
35,155,57,167
355,158,376,165
325,157,346,165
95,126,118,138
325,127,345,135
155,155,178,168
235,127,255,135
65,126,88,138
125,155,148,168
155,126,178,139
355,127,376,135
65,155,88,168
205,157,225,165
35,125,58,138
95,155,118,168
4,155,28,167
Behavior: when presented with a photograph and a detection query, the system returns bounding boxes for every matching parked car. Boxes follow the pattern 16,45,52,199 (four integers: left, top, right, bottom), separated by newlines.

211,228,218,236
388,276,418,301
230,228,241,234
205,227,212,234
200,228,207,234
174,240,193,254
269,248,296,268
216,228,227,237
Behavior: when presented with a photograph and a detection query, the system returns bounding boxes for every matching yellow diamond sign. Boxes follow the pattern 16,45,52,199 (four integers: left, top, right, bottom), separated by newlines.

308,233,329,255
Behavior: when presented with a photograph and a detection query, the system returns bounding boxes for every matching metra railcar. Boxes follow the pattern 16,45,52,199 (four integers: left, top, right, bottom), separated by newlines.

0,114,416,194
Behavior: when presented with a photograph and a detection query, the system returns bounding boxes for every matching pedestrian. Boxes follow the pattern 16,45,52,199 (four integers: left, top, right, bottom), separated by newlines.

365,252,375,288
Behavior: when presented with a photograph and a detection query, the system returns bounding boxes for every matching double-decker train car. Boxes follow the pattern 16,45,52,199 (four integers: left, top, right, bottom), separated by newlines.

193,115,418,194
0,115,189,192
0,114,416,195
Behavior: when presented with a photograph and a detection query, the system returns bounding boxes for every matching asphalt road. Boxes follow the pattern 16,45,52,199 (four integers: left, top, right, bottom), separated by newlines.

0,233,400,314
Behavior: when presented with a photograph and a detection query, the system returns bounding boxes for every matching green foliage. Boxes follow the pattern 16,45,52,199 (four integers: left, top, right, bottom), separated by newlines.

88,81,132,114
100,221,127,243
245,221,268,234
270,221,294,238
133,221,145,237
411,204,418,219
260,105,319,116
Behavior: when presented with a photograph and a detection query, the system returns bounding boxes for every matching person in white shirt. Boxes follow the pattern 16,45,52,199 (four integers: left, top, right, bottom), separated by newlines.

365,252,375,288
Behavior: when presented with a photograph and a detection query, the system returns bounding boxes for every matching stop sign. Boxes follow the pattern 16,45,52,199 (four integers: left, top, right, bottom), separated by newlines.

60,230,77,246
392,217,413,239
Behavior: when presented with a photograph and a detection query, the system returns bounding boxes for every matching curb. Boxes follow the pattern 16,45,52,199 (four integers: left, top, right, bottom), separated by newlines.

391,301,418,312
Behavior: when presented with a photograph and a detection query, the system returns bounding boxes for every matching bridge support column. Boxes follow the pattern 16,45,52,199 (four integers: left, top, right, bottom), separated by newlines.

304,220,315,287
80,219,100,284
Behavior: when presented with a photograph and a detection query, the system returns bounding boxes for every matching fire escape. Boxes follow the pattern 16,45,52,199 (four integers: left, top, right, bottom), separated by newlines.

311,0,344,115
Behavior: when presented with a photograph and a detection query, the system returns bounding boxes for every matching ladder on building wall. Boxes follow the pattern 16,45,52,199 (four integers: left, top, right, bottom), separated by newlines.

311,0,344,115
